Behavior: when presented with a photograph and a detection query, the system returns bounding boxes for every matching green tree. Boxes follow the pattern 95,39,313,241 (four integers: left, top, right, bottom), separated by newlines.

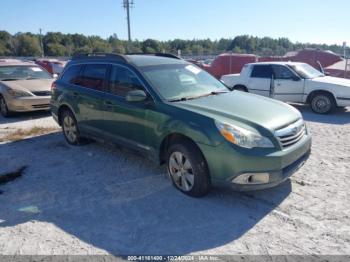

0,31,13,56
88,36,112,53
111,40,126,54
71,34,89,48
191,44,204,55
73,46,92,55
46,43,66,56
0,30,346,58
232,46,243,54
142,39,162,53
14,34,41,56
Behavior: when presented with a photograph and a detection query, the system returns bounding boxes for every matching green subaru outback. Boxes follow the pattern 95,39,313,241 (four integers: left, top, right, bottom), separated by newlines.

51,53,311,197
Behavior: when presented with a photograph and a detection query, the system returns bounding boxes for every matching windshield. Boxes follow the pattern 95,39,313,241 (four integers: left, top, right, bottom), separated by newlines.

0,65,52,81
141,63,229,101
288,64,324,79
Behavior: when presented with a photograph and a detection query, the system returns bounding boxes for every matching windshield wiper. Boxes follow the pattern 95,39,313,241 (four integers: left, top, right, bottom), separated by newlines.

210,90,229,95
168,90,229,102
168,97,192,102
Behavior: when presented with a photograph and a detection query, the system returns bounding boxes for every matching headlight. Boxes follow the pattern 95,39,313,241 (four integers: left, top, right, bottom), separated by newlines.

7,88,32,97
215,120,274,149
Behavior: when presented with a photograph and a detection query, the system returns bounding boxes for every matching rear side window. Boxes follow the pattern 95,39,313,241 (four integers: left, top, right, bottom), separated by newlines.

108,65,143,97
251,65,273,78
77,64,109,91
61,65,83,84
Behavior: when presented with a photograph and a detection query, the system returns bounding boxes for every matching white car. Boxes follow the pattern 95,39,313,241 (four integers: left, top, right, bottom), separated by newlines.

221,62,350,114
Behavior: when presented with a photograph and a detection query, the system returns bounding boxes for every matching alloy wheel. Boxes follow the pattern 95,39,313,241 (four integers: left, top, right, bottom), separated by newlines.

168,151,195,192
312,95,331,114
63,114,78,143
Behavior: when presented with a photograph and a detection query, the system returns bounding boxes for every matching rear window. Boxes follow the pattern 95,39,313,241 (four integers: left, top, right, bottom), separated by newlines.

61,65,83,84
251,65,273,78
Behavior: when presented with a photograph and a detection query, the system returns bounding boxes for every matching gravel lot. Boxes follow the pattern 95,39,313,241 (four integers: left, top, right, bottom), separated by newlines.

0,107,349,256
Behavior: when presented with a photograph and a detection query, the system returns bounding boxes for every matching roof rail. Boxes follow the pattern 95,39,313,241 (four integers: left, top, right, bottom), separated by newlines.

72,53,129,63
127,53,181,60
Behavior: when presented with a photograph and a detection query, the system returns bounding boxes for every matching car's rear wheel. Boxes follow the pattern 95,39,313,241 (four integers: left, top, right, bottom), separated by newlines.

0,96,11,117
167,141,210,197
61,110,81,145
310,93,335,114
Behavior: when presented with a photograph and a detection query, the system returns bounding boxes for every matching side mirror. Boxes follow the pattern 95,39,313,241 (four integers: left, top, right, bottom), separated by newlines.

126,90,147,102
52,74,58,79
324,71,331,76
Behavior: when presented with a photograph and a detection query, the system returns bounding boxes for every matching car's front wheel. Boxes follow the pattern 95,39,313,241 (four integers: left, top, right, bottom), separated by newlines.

310,93,335,114
0,96,11,117
167,141,210,197
61,110,82,145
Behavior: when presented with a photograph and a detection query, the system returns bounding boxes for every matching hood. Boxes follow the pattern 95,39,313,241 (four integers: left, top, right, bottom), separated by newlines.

173,91,301,132
0,79,53,92
310,76,350,88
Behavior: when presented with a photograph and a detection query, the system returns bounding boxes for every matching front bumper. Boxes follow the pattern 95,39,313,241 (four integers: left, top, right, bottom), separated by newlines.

336,97,350,107
229,149,310,191
7,96,51,112
198,133,312,191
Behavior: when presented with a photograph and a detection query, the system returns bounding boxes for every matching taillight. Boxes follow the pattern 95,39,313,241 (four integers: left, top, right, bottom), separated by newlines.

51,81,57,91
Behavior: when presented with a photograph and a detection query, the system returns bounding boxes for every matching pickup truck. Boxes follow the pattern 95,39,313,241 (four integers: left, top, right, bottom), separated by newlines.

221,62,350,114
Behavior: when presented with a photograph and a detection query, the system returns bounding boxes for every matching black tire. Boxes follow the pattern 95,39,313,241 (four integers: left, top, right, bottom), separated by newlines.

61,109,82,145
234,85,247,92
166,140,210,197
0,95,12,117
310,93,336,114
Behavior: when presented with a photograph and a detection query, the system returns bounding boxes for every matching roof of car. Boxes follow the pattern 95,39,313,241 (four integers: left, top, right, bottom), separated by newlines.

247,61,305,66
0,59,37,67
126,55,187,67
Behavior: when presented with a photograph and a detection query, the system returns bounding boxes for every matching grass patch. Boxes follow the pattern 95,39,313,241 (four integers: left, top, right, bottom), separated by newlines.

0,127,59,142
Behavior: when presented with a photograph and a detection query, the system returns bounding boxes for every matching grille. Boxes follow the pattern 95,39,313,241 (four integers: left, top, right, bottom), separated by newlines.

275,119,306,148
32,91,51,96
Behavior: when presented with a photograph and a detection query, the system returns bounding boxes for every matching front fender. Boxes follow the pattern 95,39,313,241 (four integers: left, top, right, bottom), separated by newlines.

157,117,221,148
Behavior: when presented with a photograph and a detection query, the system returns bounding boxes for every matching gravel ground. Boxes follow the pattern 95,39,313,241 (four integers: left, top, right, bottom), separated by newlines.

0,107,349,255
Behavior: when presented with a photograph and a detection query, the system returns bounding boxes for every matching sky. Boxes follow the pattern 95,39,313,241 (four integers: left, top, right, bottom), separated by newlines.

0,0,349,45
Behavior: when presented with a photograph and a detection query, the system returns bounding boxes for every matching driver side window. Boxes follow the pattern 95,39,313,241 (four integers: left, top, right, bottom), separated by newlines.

272,65,296,80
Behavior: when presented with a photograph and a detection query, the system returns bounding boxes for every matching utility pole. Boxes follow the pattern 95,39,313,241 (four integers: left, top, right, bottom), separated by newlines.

39,28,44,57
343,42,348,78
123,0,134,42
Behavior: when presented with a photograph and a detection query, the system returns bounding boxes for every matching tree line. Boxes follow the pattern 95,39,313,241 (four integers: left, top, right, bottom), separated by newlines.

0,30,344,57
